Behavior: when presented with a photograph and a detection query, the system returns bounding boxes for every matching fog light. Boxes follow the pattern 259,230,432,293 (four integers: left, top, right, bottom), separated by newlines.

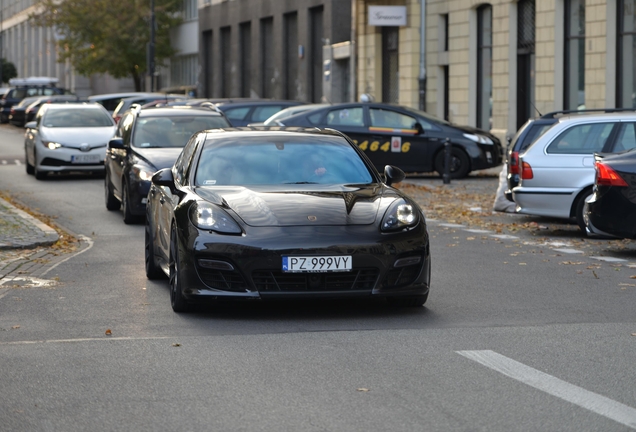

198,259,234,271
393,256,421,268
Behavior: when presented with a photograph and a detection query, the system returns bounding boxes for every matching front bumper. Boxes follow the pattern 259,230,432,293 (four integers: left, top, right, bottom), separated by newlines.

36,145,106,174
176,222,431,301
512,186,576,219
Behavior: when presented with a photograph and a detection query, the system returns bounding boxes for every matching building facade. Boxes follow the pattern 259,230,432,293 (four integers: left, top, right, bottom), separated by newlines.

198,0,352,102
355,0,635,142
0,0,199,97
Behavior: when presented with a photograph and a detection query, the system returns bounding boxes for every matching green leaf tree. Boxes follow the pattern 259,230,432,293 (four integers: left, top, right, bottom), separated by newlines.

1,59,18,84
30,0,182,91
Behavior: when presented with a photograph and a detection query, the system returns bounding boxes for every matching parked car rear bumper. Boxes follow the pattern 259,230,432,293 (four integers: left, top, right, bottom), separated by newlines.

512,187,577,219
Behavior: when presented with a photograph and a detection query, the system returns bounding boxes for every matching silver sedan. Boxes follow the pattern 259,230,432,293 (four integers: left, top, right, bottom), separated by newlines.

24,103,116,180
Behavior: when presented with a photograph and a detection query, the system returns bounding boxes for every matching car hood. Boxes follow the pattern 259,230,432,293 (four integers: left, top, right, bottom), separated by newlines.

42,127,115,147
133,147,184,171
451,124,499,141
195,185,388,227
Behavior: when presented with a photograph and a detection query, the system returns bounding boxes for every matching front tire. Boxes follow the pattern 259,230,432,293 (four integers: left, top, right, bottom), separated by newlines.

122,181,142,224
25,148,34,175
105,172,121,211
434,147,470,179
145,217,164,280
169,225,191,313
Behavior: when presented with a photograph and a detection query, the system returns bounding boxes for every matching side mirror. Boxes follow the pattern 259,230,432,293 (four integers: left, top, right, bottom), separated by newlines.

25,121,37,129
384,165,405,186
152,168,176,190
108,137,125,149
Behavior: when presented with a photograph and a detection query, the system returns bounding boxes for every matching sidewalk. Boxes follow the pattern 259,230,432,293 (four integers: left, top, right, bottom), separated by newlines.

0,197,59,249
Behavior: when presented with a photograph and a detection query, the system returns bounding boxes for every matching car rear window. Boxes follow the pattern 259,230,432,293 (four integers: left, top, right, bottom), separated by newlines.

133,116,229,148
519,123,554,152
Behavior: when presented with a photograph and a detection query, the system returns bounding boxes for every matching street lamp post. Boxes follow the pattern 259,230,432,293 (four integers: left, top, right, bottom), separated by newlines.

148,0,156,91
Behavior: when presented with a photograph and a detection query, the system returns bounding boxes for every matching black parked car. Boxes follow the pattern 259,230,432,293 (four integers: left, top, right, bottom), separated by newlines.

145,127,431,312
9,95,80,127
504,108,636,201
104,104,231,224
584,148,636,238
279,102,502,178
216,100,305,127
0,77,70,123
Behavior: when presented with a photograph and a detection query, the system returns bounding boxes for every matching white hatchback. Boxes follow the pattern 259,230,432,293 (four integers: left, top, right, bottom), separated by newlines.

24,103,116,180
512,112,636,232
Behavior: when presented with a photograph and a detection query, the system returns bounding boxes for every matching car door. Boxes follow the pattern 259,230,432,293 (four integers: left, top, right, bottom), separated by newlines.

363,106,440,173
109,112,134,198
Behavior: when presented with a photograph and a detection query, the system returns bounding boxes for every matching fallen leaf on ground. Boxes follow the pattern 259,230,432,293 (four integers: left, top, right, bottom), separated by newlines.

172,343,182,347
105,329,112,336
11,325,20,329
619,283,636,287
357,388,370,392
630,276,636,279
592,271,599,279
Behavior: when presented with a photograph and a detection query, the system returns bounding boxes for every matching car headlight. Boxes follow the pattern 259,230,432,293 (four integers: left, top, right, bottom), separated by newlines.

132,163,156,182
463,133,494,145
381,199,419,232
44,141,62,150
190,201,242,234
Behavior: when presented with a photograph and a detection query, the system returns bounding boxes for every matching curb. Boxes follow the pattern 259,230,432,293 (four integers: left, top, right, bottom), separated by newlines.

0,197,59,249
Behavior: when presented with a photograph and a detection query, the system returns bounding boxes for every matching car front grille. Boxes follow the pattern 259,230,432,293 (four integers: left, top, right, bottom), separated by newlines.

196,267,249,292
40,157,104,167
252,269,380,292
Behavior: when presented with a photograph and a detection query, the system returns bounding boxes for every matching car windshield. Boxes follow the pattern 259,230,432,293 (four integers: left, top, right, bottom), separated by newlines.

42,108,113,127
195,135,374,186
133,116,229,148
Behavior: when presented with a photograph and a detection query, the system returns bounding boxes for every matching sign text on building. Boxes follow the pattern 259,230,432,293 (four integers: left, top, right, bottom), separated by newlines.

368,6,407,26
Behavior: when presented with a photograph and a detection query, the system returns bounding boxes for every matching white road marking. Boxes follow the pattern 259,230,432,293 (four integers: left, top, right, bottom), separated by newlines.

457,350,636,429
464,229,492,233
1,160,6,165
0,336,173,345
439,223,465,228
552,248,584,254
41,234,94,276
491,234,519,239
14,159,21,165
591,256,628,263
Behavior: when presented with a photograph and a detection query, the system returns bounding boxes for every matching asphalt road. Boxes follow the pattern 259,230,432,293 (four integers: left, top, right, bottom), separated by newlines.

0,123,635,431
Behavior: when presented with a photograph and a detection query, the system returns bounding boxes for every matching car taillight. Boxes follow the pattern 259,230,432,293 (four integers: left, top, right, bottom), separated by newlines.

509,151,519,175
595,161,627,187
521,161,533,180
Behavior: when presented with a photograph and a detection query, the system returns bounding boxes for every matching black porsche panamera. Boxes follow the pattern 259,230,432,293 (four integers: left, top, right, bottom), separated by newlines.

145,127,431,312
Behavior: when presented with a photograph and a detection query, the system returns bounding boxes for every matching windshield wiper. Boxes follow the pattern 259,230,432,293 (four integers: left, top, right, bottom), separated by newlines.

283,181,318,184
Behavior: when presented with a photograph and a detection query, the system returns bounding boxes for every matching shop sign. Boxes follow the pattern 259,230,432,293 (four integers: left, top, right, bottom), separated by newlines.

368,6,407,26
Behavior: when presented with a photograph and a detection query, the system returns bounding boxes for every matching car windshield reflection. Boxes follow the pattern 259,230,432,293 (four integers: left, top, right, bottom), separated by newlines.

133,116,229,148
195,136,374,186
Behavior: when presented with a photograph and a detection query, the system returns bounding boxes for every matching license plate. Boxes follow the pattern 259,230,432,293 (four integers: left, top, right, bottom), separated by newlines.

71,154,100,164
282,256,352,273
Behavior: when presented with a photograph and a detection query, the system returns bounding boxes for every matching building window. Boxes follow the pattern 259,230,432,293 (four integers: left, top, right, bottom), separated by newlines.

618,0,636,108
181,0,198,21
477,4,493,131
261,17,274,98
564,0,585,110
170,54,198,87
239,22,251,98
382,26,399,104
517,0,535,129
221,26,231,98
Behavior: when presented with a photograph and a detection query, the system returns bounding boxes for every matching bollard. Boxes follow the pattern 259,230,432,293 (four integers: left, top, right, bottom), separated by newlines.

443,137,452,184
